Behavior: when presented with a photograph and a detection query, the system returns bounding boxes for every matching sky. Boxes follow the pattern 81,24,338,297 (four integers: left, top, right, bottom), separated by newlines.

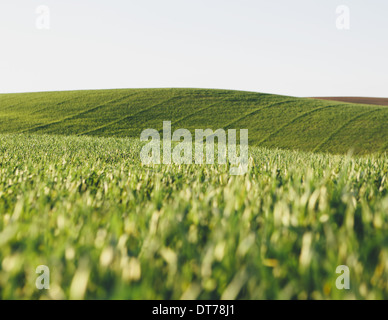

0,0,387,97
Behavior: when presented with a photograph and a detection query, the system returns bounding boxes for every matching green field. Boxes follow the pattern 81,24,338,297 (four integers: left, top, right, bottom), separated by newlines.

0,89,387,300
0,134,387,299
0,88,387,154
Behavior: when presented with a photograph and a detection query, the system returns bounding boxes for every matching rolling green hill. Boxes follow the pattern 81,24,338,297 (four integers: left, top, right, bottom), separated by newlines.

0,89,387,300
0,88,387,154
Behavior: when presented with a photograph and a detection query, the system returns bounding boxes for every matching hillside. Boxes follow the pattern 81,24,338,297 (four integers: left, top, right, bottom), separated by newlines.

0,88,387,154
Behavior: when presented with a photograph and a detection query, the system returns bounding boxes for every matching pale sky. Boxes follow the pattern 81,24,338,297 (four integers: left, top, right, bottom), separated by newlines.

0,0,387,97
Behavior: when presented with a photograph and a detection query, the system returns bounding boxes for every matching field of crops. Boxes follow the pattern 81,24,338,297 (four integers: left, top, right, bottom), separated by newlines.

0,89,387,155
0,134,387,299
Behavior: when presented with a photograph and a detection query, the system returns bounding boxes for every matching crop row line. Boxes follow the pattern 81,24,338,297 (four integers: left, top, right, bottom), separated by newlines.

313,107,386,153
17,92,140,134
78,95,182,136
258,103,342,145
